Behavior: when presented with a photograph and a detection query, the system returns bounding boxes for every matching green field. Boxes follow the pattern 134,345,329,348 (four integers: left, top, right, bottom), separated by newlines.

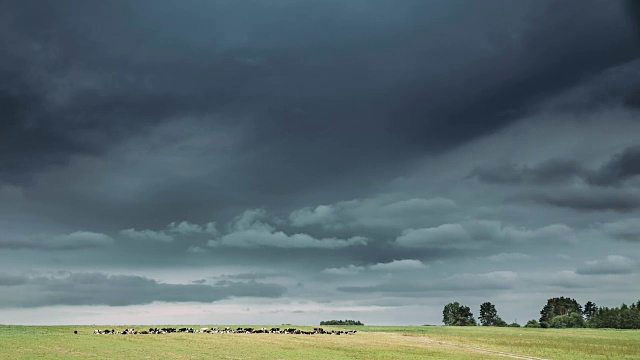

1,325,638,359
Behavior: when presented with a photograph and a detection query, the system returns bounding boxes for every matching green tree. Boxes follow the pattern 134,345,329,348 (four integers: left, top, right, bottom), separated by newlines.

590,300,640,329
479,302,498,326
583,301,598,321
539,297,582,328
442,302,476,326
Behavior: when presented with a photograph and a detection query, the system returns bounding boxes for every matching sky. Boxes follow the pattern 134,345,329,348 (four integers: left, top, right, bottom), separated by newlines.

1,0,640,326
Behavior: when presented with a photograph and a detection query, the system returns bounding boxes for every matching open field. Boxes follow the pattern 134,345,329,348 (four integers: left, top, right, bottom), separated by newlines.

1,325,638,359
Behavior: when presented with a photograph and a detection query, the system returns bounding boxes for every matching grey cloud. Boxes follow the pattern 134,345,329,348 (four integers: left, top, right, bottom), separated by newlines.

118,221,218,245
395,221,575,249
0,273,29,286
520,187,640,212
119,228,173,243
0,231,113,250
209,209,367,249
168,221,218,236
185,246,207,254
472,145,640,187
471,159,583,185
289,196,457,231
601,218,640,242
1,0,639,324
395,224,469,249
0,272,286,308
576,255,636,275
545,270,586,289
486,252,534,263
587,145,640,186
338,271,518,294
1,0,636,202
118,220,217,243
322,259,427,275
212,229,366,249
219,272,289,281
627,0,640,41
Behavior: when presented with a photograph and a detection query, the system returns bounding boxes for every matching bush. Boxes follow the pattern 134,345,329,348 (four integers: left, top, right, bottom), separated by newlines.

549,313,585,328
524,319,541,328
507,322,521,327
494,316,508,327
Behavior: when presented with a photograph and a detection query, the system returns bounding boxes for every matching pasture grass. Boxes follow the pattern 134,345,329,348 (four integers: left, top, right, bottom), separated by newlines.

0,325,638,359
358,326,640,359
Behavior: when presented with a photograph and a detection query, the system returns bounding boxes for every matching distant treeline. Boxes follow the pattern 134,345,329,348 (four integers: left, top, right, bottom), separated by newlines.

589,301,640,329
443,297,640,329
320,320,364,326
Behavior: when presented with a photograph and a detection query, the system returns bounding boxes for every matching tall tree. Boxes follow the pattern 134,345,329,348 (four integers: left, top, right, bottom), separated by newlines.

479,302,498,326
583,301,598,321
442,302,476,326
539,297,582,328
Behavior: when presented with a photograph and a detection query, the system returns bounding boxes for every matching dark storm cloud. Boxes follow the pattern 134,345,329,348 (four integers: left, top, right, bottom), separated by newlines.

0,272,286,307
518,188,640,212
627,0,640,40
471,159,584,185
588,145,640,186
0,231,113,250
1,0,638,200
472,145,640,187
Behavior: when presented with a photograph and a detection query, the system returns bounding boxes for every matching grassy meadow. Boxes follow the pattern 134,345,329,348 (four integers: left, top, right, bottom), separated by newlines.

0,325,638,359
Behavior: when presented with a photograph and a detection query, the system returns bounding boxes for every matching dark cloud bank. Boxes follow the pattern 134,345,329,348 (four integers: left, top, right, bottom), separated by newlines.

0,272,286,307
1,0,640,324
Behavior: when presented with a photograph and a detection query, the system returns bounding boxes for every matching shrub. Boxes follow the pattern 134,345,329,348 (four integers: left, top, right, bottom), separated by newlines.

524,319,541,328
549,313,585,328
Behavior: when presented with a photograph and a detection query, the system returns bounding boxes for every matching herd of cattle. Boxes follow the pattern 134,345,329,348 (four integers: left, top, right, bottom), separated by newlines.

91,327,357,335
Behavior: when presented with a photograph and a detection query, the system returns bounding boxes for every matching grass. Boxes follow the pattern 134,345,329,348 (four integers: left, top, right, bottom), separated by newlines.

0,325,638,359
359,326,640,359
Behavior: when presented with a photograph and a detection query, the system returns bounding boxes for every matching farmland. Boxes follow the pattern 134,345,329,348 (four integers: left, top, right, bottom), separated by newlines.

1,325,639,359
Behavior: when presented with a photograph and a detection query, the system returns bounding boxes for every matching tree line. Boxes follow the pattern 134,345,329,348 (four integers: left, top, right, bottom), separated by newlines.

319,319,364,326
443,297,640,329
